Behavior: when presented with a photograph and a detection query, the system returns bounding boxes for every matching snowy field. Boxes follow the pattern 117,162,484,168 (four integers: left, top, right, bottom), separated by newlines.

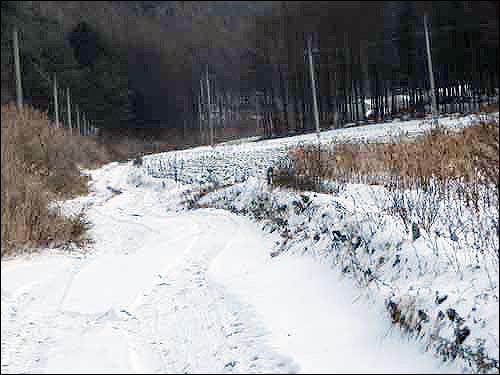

141,112,498,373
1,113,498,373
200,177,499,373
1,162,465,374
143,114,495,185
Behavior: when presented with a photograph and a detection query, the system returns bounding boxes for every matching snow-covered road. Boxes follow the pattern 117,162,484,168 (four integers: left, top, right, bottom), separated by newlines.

1,163,462,373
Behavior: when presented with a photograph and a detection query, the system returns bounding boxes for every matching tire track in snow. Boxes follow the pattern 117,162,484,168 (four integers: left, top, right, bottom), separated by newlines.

2,162,296,373
120,212,297,373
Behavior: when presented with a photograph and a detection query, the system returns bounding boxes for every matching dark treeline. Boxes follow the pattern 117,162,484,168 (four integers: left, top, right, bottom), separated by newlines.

1,1,135,129
1,1,271,131
249,1,499,136
1,1,498,141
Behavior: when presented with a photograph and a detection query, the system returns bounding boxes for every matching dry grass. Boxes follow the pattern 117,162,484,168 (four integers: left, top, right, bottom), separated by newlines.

287,120,499,194
479,103,499,114
279,118,499,268
1,104,114,255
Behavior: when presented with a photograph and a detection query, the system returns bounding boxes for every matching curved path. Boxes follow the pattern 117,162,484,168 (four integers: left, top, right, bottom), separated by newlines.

1,163,461,373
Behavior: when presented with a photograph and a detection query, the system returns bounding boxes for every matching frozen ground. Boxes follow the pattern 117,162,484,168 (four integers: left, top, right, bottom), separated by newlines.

200,177,499,373
1,162,464,374
2,114,498,373
143,113,495,185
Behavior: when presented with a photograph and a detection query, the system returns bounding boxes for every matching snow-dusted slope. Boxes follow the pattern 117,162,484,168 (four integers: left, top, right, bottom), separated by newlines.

139,112,498,373
199,177,499,373
143,114,490,185
1,162,463,374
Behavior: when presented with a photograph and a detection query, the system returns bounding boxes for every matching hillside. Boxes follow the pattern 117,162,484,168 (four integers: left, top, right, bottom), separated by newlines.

1,1,272,128
2,1,497,139
1,2,498,373
2,112,498,373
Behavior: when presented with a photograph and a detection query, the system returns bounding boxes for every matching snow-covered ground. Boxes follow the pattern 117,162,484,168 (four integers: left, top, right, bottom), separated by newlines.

2,113,498,373
200,177,499,373
2,162,466,374
140,112,498,372
142,113,495,185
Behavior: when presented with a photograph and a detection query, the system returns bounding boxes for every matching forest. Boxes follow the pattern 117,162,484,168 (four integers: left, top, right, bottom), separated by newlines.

1,5,499,372
1,1,498,142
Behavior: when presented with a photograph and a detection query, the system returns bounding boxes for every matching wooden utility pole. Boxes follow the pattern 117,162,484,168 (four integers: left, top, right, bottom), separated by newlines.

13,27,23,113
82,112,86,136
53,74,59,127
76,105,81,136
255,90,260,133
307,35,321,143
199,77,204,144
66,88,72,133
206,64,214,147
424,13,438,124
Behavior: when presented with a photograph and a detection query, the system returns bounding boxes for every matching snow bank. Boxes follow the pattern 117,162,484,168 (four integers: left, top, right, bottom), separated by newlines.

140,112,499,373
198,179,499,373
142,114,490,187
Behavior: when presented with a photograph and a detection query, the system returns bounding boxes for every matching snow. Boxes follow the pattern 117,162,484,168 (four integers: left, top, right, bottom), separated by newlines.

143,113,494,186
2,113,498,373
46,325,133,374
199,176,499,372
209,216,460,374
1,161,467,374
2,164,299,374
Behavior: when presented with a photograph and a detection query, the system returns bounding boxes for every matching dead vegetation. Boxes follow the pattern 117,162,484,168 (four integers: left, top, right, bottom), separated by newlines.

284,119,499,199
274,118,499,263
1,104,118,255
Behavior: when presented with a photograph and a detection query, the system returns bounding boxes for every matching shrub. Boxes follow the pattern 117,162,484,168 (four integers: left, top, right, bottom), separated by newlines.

285,119,499,199
1,104,113,255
